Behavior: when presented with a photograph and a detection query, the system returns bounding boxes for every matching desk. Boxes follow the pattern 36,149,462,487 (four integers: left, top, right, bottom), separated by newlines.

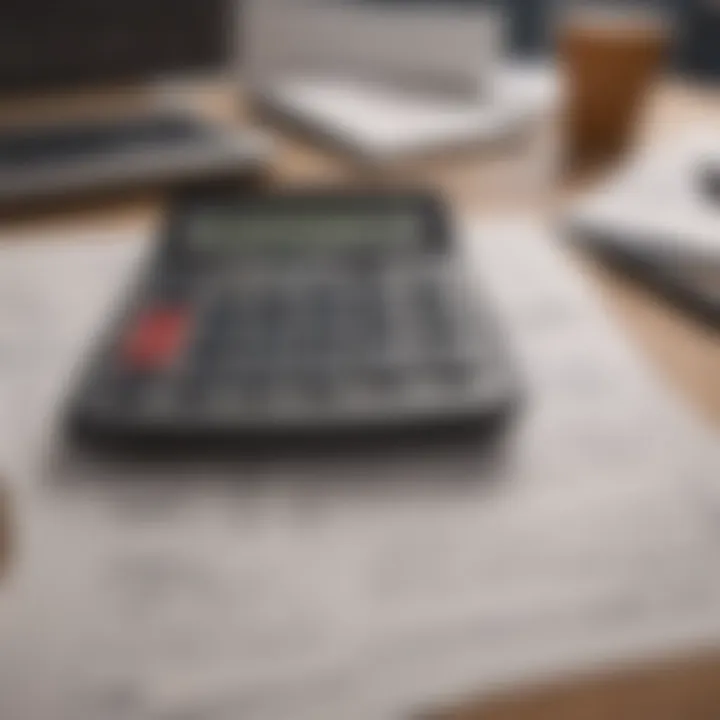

0,79,719,719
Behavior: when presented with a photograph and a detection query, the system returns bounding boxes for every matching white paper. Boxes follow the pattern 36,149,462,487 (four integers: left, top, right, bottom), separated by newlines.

0,218,718,720
569,126,720,260
258,64,560,160
244,0,502,100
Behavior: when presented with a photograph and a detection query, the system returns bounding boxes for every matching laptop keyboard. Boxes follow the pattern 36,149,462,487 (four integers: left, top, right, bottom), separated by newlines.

0,113,214,170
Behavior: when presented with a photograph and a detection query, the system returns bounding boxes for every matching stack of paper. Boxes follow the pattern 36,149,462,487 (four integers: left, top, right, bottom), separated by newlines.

257,64,561,162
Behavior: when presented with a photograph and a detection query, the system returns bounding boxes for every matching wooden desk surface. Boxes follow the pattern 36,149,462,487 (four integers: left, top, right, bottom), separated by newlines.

0,79,719,718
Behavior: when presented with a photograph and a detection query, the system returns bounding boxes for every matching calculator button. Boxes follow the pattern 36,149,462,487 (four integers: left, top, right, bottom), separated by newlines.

345,285,388,353
121,307,191,371
113,373,152,408
153,272,192,303
431,360,473,386
299,287,340,356
362,363,404,391
178,376,208,409
295,372,336,403
414,281,456,348
238,373,273,406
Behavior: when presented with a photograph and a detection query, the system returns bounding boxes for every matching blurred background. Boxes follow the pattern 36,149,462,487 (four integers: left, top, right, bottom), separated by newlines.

0,2,720,720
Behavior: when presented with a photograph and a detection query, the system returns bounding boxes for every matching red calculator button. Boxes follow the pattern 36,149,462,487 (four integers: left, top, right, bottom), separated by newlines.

122,307,191,371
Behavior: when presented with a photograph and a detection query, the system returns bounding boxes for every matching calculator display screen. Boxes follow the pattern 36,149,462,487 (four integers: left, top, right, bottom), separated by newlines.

184,209,424,255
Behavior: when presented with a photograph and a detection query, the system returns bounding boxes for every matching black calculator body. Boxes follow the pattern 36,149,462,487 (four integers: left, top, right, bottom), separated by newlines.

67,192,521,452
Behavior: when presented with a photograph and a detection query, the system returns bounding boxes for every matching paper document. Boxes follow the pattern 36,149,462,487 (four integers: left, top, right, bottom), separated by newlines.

569,127,720,260
0,218,718,720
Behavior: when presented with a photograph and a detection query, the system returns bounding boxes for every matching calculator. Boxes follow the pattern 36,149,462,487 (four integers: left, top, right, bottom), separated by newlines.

67,192,521,451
